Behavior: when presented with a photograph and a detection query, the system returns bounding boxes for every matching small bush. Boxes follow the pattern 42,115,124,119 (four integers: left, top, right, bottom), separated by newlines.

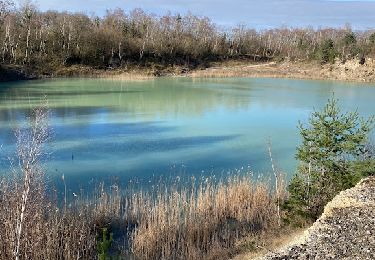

97,228,114,260
316,39,336,64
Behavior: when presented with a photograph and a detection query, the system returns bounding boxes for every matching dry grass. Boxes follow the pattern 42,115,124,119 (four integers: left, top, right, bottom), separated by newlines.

0,106,284,260
188,61,318,80
0,184,97,259
128,175,280,259
232,227,307,260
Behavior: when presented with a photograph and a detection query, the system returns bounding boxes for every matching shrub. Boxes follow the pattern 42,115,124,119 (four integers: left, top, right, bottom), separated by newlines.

97,228,114,260
343,32,357,46
285,97,375,220
370,32,375,44
317,39,336,64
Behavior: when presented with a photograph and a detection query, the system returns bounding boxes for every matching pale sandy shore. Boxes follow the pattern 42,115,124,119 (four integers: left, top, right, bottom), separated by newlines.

188,59,375,83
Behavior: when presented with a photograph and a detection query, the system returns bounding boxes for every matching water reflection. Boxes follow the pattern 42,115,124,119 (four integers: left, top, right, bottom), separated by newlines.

0,78,374,191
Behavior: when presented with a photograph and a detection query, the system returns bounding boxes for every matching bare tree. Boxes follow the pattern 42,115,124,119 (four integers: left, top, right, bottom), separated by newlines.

14,105,49,260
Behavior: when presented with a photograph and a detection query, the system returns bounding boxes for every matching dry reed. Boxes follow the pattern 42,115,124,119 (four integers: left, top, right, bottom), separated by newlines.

128,175,280,259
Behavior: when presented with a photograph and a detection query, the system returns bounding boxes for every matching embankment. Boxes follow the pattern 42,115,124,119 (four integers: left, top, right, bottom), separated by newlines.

260,176,375,259
190,58,375,83
2,58,375,83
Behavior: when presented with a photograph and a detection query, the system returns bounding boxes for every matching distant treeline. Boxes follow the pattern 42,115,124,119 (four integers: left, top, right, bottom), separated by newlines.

1,0,375,71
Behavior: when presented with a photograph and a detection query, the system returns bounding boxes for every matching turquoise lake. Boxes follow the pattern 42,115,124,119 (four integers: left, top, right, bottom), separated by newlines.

0,78,374,190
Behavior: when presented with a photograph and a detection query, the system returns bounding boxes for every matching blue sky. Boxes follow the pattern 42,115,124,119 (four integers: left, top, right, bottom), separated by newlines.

34,0,375,29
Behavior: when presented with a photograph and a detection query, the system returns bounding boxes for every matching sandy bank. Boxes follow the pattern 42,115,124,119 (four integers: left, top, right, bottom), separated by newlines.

189,59,375,83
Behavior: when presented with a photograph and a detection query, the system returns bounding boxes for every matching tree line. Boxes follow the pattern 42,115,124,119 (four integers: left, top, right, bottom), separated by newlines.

1,0,375,72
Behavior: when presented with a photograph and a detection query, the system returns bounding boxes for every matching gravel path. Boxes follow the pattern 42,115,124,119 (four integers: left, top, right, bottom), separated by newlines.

262,177,375,260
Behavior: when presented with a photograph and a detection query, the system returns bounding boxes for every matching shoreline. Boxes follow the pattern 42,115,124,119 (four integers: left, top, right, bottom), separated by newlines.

2,58,375,83
188,59,375,83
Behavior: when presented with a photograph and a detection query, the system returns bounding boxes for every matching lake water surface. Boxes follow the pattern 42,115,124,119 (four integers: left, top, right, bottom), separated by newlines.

0,78,374,189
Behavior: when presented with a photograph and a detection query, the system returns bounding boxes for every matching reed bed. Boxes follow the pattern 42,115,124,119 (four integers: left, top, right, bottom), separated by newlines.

0,180,97,259
0,106,285,259
128,175,282,259
0,174,283,260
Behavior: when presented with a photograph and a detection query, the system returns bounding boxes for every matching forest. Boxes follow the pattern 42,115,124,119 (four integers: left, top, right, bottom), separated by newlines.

1,0,375,74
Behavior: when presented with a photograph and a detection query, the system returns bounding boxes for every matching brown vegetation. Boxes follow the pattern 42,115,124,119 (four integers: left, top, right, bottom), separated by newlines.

232,227,307,260
129,175,283,259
